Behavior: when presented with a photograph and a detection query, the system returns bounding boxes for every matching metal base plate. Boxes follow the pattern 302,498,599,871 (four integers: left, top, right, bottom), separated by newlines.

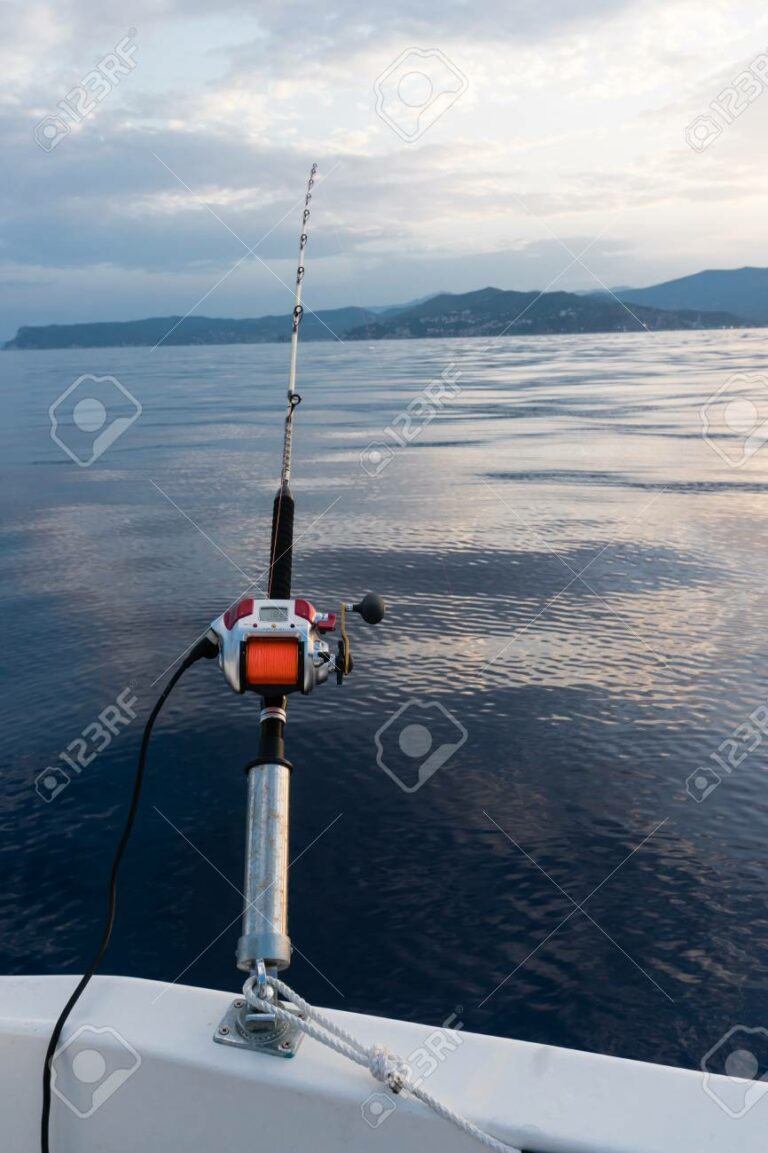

213,998,304,1057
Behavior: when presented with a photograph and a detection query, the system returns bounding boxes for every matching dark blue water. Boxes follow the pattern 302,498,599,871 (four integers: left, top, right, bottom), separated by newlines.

2,332,768,1072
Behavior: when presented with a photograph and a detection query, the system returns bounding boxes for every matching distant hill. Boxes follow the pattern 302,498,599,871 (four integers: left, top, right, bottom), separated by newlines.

616,267,768,324
4,279,754,350
4,307,379,350
343,286,745,340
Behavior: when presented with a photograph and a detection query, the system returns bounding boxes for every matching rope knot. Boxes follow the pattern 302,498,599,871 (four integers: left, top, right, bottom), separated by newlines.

369,1044,408,1094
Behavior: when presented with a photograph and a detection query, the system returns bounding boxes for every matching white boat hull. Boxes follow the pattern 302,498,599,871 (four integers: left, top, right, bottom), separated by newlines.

0,975,763,1152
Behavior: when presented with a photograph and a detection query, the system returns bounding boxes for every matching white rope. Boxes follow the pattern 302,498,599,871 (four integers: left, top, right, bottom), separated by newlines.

244,975,522,1153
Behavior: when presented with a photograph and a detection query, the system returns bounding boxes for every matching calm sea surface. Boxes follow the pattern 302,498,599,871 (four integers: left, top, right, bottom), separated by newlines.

2,331,767,1071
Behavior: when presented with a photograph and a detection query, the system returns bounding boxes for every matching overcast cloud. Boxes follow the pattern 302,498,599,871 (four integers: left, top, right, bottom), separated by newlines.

2,0,768,334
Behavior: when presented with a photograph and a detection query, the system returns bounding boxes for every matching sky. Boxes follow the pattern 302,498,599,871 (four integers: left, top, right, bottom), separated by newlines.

3,0,768,334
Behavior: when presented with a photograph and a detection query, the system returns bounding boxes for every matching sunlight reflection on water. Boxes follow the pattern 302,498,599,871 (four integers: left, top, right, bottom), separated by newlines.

1,329,767,1069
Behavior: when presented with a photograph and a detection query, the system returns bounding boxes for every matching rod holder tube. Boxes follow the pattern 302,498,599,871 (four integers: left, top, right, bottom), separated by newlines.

236,761,292,972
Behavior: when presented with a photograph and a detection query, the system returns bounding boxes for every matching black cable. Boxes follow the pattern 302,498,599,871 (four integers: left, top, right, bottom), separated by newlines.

41,636,216,1153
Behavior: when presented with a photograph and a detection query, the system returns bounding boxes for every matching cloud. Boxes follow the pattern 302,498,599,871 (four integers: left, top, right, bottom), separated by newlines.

3,0,768,334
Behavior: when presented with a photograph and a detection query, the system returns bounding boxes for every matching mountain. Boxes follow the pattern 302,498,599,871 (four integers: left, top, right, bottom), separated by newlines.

3,306,379,350
343,286,745,340
617,267,768,324
3,281,752,350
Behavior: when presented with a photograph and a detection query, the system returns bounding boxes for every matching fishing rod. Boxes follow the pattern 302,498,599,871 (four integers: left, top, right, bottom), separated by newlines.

267,163,313,601
42,163,385,1150
207,164,385,1050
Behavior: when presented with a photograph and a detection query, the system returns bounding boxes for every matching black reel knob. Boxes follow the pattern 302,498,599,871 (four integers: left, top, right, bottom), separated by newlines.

352,593,386,625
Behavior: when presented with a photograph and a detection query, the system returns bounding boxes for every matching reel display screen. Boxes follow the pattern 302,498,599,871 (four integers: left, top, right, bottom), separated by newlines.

259,606,289,622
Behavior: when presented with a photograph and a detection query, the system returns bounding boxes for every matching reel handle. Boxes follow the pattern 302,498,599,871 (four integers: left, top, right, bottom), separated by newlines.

336,594,385,686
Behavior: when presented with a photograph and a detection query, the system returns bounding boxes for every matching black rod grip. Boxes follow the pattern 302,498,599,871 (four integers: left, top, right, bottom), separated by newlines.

268,483,294,598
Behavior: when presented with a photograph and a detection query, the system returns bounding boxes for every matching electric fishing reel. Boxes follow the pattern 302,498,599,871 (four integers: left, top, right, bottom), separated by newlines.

208,592,385,697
